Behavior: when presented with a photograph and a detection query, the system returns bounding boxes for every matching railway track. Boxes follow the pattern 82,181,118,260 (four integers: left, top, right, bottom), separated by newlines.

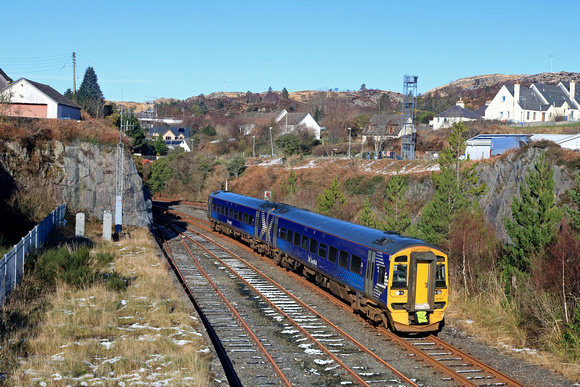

153,201,525,386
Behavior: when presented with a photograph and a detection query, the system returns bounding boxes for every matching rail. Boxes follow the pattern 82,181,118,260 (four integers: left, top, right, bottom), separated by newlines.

0,203,66,306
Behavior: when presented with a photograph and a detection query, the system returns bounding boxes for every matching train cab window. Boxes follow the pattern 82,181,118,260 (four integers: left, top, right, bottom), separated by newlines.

309,238,317,254
286,229,293,243
392,260,408,289
243,213,248,224
377,265,386,286
328,246,337,263
279,227,286,240
318,243,327,259
301,235,309,250
212,203,216,212
293,232,301,247
338,250,349,269
350,254,362,275
436,256,446,287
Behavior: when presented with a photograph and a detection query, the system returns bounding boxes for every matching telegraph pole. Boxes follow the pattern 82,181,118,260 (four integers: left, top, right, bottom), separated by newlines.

72,52,76,94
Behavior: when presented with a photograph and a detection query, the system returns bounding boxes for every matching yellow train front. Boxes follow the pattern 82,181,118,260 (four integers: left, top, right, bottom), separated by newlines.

382,244,448,333
207,191,448,333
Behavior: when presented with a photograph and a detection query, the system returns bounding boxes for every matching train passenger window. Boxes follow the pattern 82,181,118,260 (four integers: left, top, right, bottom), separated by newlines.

233,210,238,220
436,264,446,288
229,208,233,217
377,265,386,285
243,213,248,224
293,232,301,247
338,250,349,269
286,229,293,243
328,246,337,263
350,254,362,275
279,227,286,240
318,243,327,259
392,264,408,288
309,238,317,254
212,203,216,212
301,235,309,250
249,215,254,226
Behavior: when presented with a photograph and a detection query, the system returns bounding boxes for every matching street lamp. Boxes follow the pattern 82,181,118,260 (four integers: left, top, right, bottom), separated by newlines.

252,136,255,158
269,127,274,157
348,127,351,159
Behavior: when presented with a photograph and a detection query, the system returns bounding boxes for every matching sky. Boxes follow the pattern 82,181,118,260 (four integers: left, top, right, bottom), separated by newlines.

2,0,579,103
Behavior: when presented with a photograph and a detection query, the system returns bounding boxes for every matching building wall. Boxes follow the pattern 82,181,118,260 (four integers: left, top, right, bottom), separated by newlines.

484,85,515,121
57,104,81,120
297,114,321,140
430,116,476,130
7,103,47,118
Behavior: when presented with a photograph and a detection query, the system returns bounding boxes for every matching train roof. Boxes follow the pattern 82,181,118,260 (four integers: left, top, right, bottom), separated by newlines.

210,191,441,256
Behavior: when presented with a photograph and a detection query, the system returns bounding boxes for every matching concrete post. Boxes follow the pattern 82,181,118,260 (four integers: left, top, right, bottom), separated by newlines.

103,212,113,241
75,213,85,237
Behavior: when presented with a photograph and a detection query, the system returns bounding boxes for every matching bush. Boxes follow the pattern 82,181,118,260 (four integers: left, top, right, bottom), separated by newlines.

33,245,117,289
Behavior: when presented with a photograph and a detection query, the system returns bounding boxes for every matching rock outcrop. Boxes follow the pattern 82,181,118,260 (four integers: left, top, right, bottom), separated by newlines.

0,140,152,228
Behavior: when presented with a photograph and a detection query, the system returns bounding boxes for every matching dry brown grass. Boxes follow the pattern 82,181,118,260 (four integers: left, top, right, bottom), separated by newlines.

447,278,580,382
0,117,126,147
7,228,211,386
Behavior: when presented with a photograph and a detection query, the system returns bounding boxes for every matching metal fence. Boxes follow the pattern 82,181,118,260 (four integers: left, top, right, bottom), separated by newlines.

0,204,66,307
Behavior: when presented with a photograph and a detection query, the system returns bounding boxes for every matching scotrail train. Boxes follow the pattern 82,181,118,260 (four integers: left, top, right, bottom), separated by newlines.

207,191,448,333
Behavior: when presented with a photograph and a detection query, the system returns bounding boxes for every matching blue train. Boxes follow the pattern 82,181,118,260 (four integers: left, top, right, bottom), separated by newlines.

207,190,448,333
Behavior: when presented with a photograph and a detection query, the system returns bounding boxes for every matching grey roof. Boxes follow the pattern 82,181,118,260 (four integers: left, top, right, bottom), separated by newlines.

532,83,575,108
364,114,401,136
474,105,487,117
280,112,309,125
150,126,190,138
21,78,80,109
435,105,480,120
505,85,551,112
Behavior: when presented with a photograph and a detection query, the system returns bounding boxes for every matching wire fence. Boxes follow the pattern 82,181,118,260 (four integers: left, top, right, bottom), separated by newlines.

0,204,66,307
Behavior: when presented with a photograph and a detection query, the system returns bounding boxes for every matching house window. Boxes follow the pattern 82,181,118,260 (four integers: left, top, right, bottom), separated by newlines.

165,136,171,140
500,112,503,118
527,111,530,120
502,96,506,102
533,112,537,120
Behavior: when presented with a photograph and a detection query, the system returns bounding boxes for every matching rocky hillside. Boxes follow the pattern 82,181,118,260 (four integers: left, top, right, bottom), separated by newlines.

0,140,152,228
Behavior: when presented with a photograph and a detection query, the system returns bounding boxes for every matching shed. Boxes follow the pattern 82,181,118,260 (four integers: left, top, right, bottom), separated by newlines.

1,78,80,119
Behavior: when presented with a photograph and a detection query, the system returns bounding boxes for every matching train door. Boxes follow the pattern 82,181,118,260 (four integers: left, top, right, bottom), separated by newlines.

406,251,436,312
364,251,375,298
258,208,276,244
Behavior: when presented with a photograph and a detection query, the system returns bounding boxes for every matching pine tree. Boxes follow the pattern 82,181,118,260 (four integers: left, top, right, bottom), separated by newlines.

153,134,168,156
76,66,104,117
505,151,563,272
418,122,485,245
382,170,410,234
281,170,298,196
282,87,289,99
360,197,377,228
317,176,347,216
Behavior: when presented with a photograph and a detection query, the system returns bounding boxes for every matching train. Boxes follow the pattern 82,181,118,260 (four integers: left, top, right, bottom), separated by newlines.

207,190,448,333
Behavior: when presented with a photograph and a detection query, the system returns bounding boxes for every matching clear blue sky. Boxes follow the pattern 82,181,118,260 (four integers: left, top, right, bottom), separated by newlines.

2,0,578,103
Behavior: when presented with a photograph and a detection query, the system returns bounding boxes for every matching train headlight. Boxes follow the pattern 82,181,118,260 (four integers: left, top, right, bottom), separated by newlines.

396,290,405,296
435,289,442,295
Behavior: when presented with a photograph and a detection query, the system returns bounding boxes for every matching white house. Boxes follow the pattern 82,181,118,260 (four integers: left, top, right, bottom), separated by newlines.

484,81,579,124
149,127,191,152
1,78,81,120
429,99,481,130
274,109,321,140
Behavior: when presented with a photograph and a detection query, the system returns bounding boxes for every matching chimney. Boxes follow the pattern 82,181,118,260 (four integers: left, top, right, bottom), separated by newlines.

570,82,576,98
456,98,465,108
514,81,520,103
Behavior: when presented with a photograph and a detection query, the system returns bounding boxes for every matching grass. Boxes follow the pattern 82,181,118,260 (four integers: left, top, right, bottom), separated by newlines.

1,227,211,386
446,276,580,383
